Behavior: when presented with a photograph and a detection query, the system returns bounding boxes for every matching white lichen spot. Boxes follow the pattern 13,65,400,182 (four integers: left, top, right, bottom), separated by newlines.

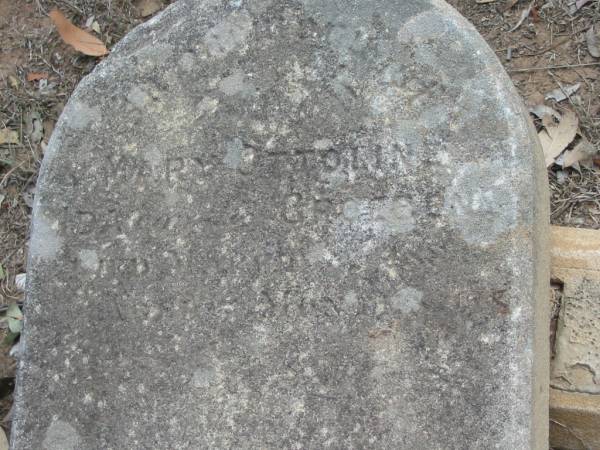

306,243,338,266
342,198,415,235
390,286,423,314
204,12,253,58
511,306,522,321
128,212,140,229
218,70,255,96
370,92,396,117
140,144,163,174
443,161,518,245
436,151,451,165
78,249,99,272
223,138,255,173
192,366,217,388
30,214,62,261
397,9,451,45
343,199,366,220
123,143,138,155
179,53,195,72
251,121,265,134
480,333,500,344
148,306,160,319
66,100,102,130
381,263,398,280
376,199,416,234
313,138,333,150
286,82,308,104
420,104,449,128
127,86,150,108
343,291,358,310
132,43,174,69
197,97,219,117
43,419,81,450
291,398,305,415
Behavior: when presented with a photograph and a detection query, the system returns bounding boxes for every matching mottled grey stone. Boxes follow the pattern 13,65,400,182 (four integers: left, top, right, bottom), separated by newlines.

13,0,550,448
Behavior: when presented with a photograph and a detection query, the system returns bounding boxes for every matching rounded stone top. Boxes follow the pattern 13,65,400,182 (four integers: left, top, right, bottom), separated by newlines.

14,1,548,449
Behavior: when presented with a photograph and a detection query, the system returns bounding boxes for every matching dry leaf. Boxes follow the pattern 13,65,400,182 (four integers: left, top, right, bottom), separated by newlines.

43,120,55,143
8,75,20,89
26,72,48,82
0,128,19,145
529,104,561,121
541,114,555,129
586,26,600,58
545,83,581,102
562,137,597,168
538,110,579,167
91,21,101,34
15,273,26,292
529,6,540,22
24,111,44,145
526,91,545,105
136,0,163,17
49,9,109,57
0,427,7,450
575,0,592,10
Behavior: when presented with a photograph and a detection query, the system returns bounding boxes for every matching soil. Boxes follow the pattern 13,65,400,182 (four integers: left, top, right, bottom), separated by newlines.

0,0,599,444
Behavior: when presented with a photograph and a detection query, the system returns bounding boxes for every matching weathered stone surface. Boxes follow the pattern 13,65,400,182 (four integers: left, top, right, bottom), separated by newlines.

550,226,600,449
13,0,549,448
551,226,600,395
550,389,600,450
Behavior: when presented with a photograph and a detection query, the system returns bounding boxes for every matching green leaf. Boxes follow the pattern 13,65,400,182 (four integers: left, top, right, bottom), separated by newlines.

2,331,19,346
8,316,22,334
6,304,23,334
6,303,22,320
0,264,4,280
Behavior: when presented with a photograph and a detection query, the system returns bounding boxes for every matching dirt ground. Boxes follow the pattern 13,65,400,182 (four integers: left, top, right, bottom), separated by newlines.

0,0,599,443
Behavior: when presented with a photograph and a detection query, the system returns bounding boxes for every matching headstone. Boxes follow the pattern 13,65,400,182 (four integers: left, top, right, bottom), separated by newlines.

549,226,600,449
13,0,550,448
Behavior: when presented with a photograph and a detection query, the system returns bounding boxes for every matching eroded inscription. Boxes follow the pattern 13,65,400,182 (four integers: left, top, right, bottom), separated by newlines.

261,143,410,181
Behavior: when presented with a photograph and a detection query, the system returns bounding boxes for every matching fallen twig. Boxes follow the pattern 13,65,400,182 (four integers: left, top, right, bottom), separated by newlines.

508,62,600,73
509,1,534,32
